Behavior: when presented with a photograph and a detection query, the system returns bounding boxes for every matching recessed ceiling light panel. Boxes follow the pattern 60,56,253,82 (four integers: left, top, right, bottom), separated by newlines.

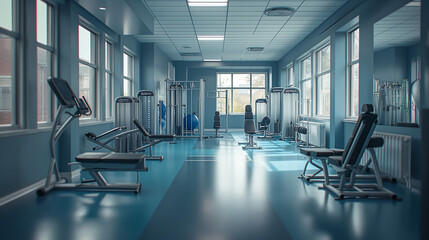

99,7,106,11
197,35,224,41
188,0,228,7
180,52,201,57
247,47,265,52
204,59,222,62
264,7,295,17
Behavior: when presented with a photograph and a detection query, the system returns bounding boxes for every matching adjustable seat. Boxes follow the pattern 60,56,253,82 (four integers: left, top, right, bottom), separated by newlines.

242,105,261,149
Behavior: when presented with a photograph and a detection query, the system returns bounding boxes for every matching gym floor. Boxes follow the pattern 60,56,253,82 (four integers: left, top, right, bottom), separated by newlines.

0,133,420,240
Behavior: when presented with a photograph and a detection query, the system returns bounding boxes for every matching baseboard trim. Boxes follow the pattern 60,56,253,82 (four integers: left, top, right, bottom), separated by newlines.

0,179,45,207
0,169,82,207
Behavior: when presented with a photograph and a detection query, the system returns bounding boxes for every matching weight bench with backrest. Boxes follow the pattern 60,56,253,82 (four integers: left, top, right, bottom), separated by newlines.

317,104,397,200
211,111,223,138
241,105,262,149
133,119,175,160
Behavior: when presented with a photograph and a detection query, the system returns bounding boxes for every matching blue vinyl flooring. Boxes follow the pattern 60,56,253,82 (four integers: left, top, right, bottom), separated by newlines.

0,133,421,240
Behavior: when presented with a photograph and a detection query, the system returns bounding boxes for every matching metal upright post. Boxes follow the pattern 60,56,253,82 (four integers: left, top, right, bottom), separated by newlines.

225,90,229,133
199,78,205,139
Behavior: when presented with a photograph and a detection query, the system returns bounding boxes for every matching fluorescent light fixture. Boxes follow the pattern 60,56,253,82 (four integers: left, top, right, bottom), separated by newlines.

99,7,106,10
406,1,421,7
204,59,222,62
188,0,227,7
197,35,224,41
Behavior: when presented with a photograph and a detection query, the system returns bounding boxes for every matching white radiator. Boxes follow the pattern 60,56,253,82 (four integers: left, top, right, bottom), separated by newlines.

297,121,325,147
362,132,412,187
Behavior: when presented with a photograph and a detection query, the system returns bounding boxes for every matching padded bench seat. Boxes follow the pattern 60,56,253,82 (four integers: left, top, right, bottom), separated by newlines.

300,148,344,158
149,135,175,141
76,152,146,164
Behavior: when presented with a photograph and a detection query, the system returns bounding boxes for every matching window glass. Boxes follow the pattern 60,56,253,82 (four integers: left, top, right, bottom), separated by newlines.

301,80,312,116
105,41,113,118
79,63,96,111
36,0,48,45
348,28,359,117
233,74,250,88
317,45,330,73
316,45,330,116
216,89,231,114
252,89,265,111
233,89,250,113
0,35,14,126
317,74,330,116
79,26,93,64
123,79,132,97
105,42,112,71
287,66,293,86
217,73,266,114
123,52,132,78
302,57,311,79
252,74,265,87
217,74,231,87
351,63,359,116
351,28,359,62
37,47,51,123
0,0,13,31
105,73,112,117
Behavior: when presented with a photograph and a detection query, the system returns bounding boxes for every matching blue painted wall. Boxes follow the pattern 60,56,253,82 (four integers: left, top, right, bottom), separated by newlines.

374,46,410,84
0,0,170,199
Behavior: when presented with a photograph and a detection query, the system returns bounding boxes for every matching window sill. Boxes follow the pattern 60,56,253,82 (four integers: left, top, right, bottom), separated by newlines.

0,127,51,138
343,118,358,123
79,119,114,127
313,116,330,120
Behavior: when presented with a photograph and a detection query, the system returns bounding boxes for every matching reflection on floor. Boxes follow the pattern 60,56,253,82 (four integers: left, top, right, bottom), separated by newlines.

0,133,420,240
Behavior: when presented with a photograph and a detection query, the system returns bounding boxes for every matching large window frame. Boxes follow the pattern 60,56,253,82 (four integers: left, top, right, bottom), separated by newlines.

300,55,312,117
216,72,266,114
0,0,18,128
286,64,294,87
347,27,360,118
299,42,331,118
36,0,55,125
105,40,113,119
315,44,331,117
78,24,98,120
123,50,134,97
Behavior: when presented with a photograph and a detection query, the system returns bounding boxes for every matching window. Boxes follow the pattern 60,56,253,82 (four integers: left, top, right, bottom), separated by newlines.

286,65,293,87
0,0,17,127
79,25,97,119
300,56,312,116
348,28,359,117
216,73,266,114
316,45,330,116
105,41,113,118
123,51,133,96
37,0,54,124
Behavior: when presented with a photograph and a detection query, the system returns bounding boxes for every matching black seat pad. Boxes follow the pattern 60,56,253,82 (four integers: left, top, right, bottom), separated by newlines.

367,137,384,148
76,152,146,164
149,135,174,140
300,148,338,158
328,155,343,166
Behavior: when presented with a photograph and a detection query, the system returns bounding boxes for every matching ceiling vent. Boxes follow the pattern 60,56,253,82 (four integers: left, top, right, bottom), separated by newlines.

180,52,201,57
264,7,295,17
247,47,264,52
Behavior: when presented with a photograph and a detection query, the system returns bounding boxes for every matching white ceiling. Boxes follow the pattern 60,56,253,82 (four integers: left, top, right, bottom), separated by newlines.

135,0,349,61
374,1,420,52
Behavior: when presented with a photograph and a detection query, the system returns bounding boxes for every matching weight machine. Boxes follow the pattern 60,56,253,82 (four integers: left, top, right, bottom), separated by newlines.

165,78,205,139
